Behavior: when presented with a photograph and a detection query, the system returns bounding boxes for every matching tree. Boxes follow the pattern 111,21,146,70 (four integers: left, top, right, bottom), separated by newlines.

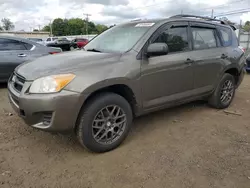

42,25,50,32
96,24,108,34
243,21,250,32
33,29,39,32
52,18,68,36
1,18,14,31
42,17,109,36
67,18,84,35
0,26,2,31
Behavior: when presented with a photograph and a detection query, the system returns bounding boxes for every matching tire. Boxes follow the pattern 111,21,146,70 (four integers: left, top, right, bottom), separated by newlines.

208,73,236,109
76,92,133,153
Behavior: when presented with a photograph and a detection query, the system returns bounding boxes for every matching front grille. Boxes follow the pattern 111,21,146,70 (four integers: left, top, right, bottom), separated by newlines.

11,73,25,92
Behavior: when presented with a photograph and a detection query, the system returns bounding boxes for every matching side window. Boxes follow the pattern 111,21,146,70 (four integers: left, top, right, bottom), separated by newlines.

0,39,27,51
153,27,189,53
46,38,51,41
23,43,33,50
191,27,217,50
217,26,232,47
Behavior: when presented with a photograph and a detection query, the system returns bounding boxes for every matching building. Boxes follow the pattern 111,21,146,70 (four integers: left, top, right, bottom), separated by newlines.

0,31,50,39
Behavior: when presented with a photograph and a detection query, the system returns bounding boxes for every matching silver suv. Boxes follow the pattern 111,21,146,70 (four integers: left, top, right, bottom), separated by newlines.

8,15,245,152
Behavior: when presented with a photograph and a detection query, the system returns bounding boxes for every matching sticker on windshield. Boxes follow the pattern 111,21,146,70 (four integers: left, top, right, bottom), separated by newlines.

135,23,155,27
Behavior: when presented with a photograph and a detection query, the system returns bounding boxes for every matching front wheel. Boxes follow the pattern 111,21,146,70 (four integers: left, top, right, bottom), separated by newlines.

208,73,236,109
76,93,133,153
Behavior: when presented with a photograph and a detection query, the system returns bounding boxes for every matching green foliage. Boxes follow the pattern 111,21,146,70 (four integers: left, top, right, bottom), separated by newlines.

42,25,51,32
96,24,108,34
43,18,108,36
67,18,85,35
52,18,67,36
1,18,14,31
0,26,2,31
243,21,250,32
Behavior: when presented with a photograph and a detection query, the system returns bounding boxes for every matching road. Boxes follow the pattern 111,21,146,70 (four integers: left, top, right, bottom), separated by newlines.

0,76,250,188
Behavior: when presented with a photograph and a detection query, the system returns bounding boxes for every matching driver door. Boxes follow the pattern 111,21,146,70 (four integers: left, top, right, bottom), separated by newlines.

140,22,195,109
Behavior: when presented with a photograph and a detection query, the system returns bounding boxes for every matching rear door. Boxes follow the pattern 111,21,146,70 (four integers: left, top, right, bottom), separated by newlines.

189,22,224,93
216,25,244,67
0,38,32,81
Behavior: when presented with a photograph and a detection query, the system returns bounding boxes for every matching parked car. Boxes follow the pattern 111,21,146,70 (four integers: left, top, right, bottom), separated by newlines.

8,15,245,153
0,36,62,82
70,38,89,50
46,38,71,51
27,38,45,46
45,37,59,45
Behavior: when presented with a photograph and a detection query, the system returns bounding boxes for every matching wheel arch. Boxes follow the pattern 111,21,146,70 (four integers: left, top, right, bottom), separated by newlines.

74,82,140,130
224,66,240,85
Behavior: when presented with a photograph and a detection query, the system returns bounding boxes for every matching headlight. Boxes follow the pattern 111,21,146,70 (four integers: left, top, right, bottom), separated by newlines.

29,74,75,94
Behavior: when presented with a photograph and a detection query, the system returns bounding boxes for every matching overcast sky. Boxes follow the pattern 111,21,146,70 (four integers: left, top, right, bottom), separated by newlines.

1,0,250,31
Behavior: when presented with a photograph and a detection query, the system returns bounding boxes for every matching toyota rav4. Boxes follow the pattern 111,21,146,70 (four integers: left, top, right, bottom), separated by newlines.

8,15,245,153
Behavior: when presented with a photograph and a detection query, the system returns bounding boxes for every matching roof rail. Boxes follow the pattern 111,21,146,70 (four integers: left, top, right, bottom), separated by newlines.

170,14,236,30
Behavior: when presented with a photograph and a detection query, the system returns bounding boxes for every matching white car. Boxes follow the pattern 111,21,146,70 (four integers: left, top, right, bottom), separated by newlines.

45,37,69,45
27,38,45,46
45,37,59,45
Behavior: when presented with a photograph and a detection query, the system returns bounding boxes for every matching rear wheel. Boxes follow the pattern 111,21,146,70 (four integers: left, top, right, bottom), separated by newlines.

208,73,236,109
76,93,133,153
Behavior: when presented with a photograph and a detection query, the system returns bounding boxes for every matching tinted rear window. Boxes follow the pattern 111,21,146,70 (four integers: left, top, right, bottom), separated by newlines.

0,39,27,51
217,26,232,47
191,27,217,50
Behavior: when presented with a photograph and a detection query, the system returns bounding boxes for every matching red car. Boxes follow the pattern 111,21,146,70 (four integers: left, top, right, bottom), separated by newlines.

70,38,89,49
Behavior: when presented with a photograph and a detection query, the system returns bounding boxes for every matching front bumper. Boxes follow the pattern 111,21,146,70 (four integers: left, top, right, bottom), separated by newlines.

8,80,83,133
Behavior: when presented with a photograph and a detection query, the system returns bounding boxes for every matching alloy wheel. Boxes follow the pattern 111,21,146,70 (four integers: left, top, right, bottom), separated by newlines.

220,80,234,104
92,105,127,145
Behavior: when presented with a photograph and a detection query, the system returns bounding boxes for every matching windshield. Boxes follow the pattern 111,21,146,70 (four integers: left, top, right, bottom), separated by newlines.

84,23,153,53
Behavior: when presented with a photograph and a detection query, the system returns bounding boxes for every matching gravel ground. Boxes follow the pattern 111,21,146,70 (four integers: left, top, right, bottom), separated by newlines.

0,76,250,188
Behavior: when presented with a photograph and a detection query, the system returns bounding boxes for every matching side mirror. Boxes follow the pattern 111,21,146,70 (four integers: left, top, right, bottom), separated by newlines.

147,43,169,57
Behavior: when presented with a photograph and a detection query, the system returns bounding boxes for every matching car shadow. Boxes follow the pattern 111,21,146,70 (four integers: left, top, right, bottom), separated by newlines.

0,83,7,88
126,100,207,141
35,100,208,154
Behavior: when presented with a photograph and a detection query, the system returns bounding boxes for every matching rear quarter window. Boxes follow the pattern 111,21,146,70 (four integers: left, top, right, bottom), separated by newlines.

217,26,232,47
23,43,33,50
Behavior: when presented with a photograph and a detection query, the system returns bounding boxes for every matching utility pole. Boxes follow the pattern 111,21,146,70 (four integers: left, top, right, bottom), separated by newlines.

49,20,53,36
211,9,214,18
83,13,91,36
38,25,41,31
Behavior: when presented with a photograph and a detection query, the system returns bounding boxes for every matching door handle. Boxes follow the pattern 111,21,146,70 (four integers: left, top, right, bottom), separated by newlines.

221,54,228,59
18,54,27,57
184,58,194,64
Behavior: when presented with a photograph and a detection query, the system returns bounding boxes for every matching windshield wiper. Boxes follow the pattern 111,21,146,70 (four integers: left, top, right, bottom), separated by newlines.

86,48,102,53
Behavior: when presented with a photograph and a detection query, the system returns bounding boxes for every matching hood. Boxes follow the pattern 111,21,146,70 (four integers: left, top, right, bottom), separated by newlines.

16,50,121,80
